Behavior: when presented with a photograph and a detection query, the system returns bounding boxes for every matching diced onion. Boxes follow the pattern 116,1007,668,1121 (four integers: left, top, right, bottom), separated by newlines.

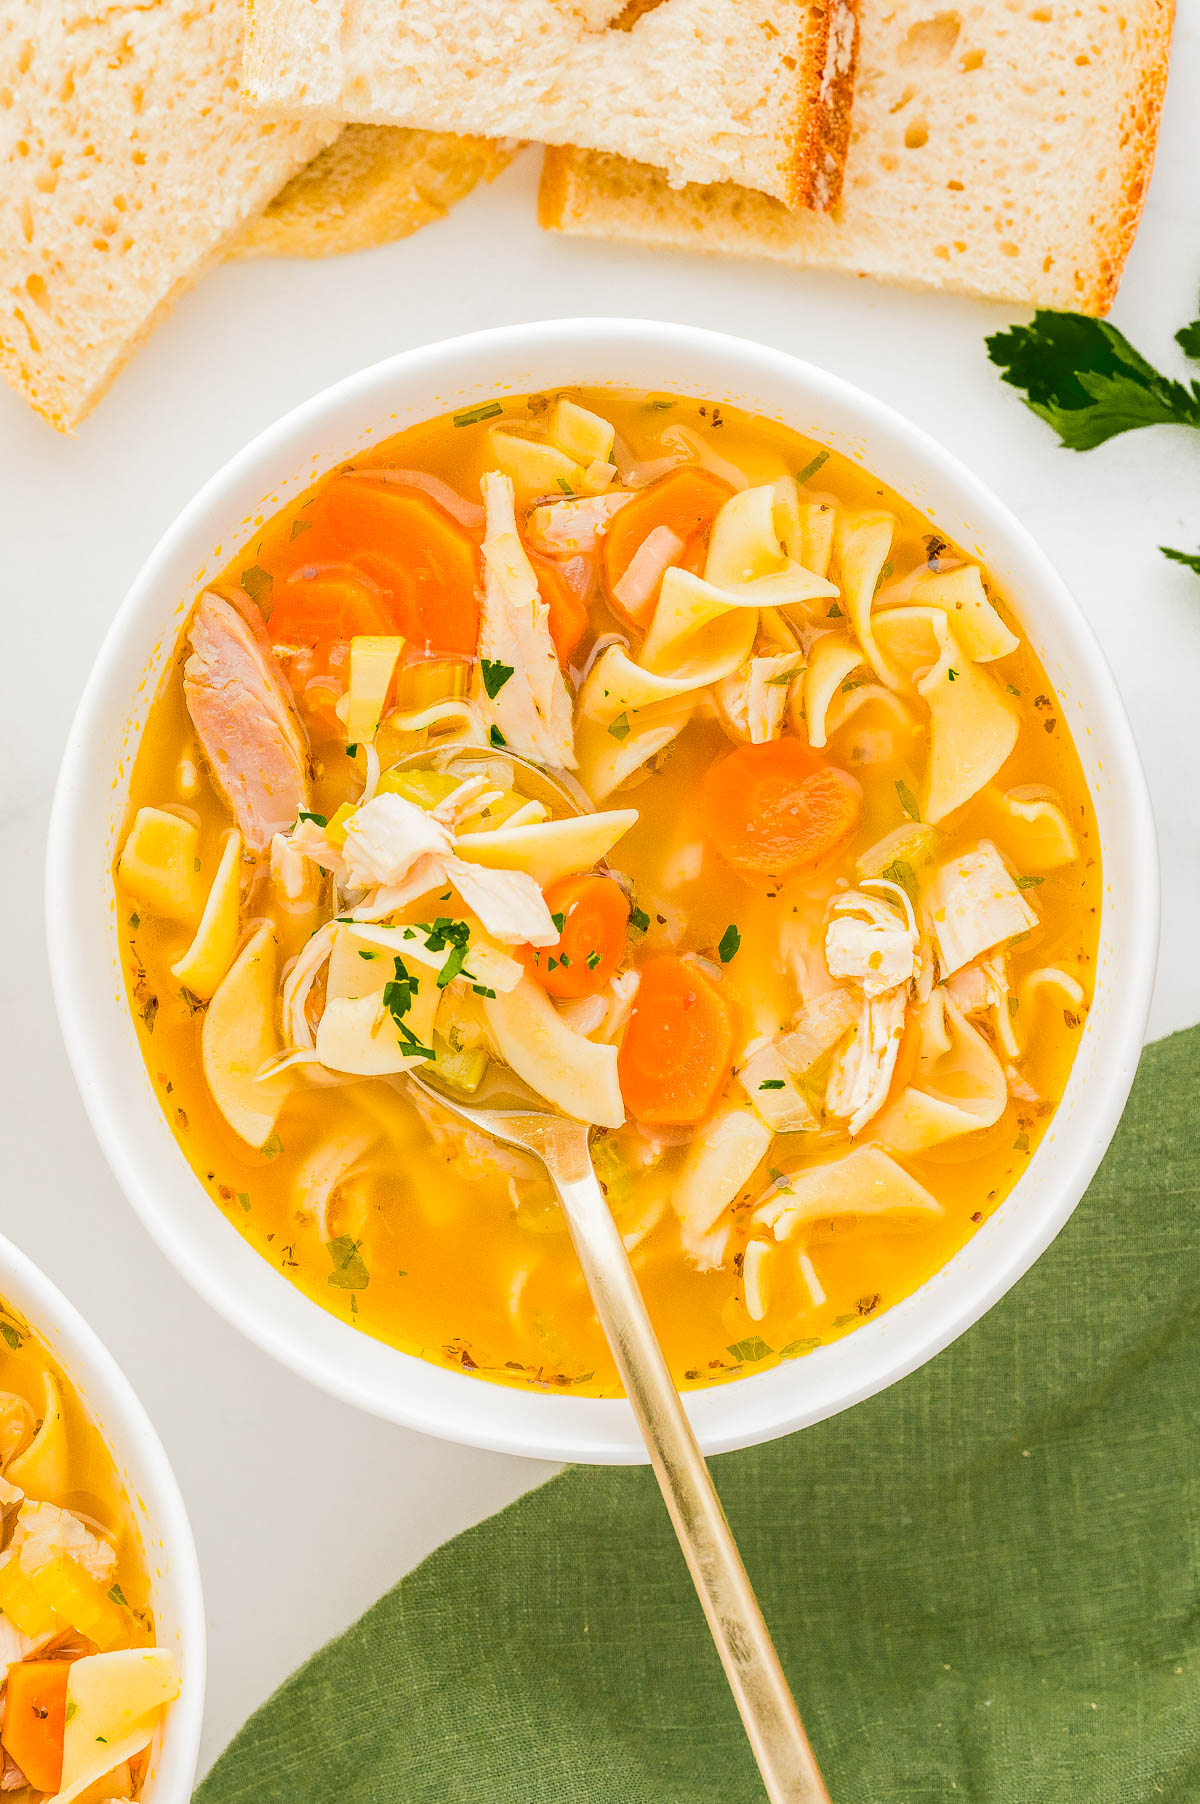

613,526,686,618
352,467,483,529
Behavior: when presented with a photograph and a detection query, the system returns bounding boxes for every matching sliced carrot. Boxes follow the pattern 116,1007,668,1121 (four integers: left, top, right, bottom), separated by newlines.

604,467,734,625
531,553,590,669
617,955,738,1127
701,738,862,883
267,569,393,647
529,874,629,999
2,1659,70,1793
298,478,481,655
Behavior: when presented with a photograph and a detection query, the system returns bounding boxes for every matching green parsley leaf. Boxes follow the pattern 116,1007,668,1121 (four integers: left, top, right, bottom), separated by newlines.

0,1323,24,1352
608,711,631,741
261,1133,283,1160
471,984,497,999
718,923,741,963
480,659,514,699
758,1079,786,1091
796,449,830,485
453,400,503,427
436,942,472,988
128,911,140,929
895,779,921,822
985,311,1200,450
358,948,381,960
382,957,420,1026
108,1583,129,1608
947,668,959,682
586,950,601,970
556,476,575,495
827,602,843,618
346,743,359,758
237,1191,251,1212
551,911,567,933
326,1235,370,1290
1161,545,1200,575
297,810,328,828
644,398,676,412
289,516,313,541
879,858,919,905
727,1336,773,1363
240,566,274,616
1176,317,1200,362
489,725,507,748
1016,874,1045,890
1006,683,1021,696
1014,1131,1031,1153
630,906,650,935
779,1337,821,1359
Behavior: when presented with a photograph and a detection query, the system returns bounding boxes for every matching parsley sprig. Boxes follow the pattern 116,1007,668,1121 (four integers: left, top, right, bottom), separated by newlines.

986,304,1200,570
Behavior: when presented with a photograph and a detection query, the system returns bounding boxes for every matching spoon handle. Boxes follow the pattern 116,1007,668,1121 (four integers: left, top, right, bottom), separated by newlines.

549,1157,831,1804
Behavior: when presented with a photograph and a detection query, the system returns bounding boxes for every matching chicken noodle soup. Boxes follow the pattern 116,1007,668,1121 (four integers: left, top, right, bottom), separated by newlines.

0,1308,179,1802
117,390,1100,1395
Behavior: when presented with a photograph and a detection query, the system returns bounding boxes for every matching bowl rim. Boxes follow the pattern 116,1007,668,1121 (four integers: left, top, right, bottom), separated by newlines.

0,1232,206,1798
47,317,1160,1464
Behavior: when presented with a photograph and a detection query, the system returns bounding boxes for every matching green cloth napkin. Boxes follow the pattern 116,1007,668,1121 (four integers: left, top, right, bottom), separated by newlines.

197,1026,1199,1803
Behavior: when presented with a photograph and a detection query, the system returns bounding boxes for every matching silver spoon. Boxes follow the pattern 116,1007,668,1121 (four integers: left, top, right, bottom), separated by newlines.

393,743,832,1803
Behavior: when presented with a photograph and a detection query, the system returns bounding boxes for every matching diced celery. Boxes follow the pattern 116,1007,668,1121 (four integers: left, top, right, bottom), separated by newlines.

431,1032,488,1094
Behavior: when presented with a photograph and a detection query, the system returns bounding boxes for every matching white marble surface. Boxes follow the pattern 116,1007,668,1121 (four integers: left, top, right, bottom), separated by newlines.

2,14,1198,1774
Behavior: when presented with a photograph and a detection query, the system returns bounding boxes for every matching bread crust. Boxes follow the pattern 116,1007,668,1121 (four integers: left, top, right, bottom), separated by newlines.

541,0,1176,317
790,0,858,211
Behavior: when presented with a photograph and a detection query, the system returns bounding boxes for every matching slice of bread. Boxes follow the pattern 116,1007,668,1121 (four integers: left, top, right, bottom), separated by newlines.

0,0,335,432
242,0,858,209
235,125,517,260
540,0,1174,314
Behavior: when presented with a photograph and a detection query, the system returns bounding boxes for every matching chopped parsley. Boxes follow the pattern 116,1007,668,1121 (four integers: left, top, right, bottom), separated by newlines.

879,858,919,905
240,565,273,616
780,1337,820,1359
758,1079,786,1091
556,476,575,495
297,810,328,828
108,1583,129,1608
471,984,497,999
608,711,631,741
947,668,959,682
629,905,650,935
128,911,140,929
382,956,420,1026
717,923,741,963
453,400,503,427
1007,683,1021,696
796,449,830,485
289,516,313,541
1016,874,1046,889
480,659,514,699
489,725,507,748
237,1191,251,1212
346,743,359,758
586,951,601,970
326,1235,370,1290
0,1323,24,1352
895,779,921,822
358,948,381,960
827,602,843,619
727,1336,773,1363
1014,1131,1031,1153
261,1134,283,1160
551,911,567,933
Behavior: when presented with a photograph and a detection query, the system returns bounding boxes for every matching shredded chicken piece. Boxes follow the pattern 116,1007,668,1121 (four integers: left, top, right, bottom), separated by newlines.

825,988,908,1136
947,954,1008,1016
479,472,577,768
716,652,803,745
929,841,1038,976
525,490,634,555
825,890,917,998
341,794,453,890
445,857,558,947
8,1501,115,1582
183,592,310,852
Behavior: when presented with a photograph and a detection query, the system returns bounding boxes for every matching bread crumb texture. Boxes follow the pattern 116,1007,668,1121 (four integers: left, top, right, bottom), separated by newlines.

242,0,859,209
1,0,333,432
541,0,1175,313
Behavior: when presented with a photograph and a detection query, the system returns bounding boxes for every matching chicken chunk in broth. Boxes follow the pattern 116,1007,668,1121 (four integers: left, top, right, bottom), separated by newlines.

116,390,1100,1395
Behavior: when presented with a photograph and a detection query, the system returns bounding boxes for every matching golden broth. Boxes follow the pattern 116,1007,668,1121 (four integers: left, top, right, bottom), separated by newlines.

118,389,1101,1396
